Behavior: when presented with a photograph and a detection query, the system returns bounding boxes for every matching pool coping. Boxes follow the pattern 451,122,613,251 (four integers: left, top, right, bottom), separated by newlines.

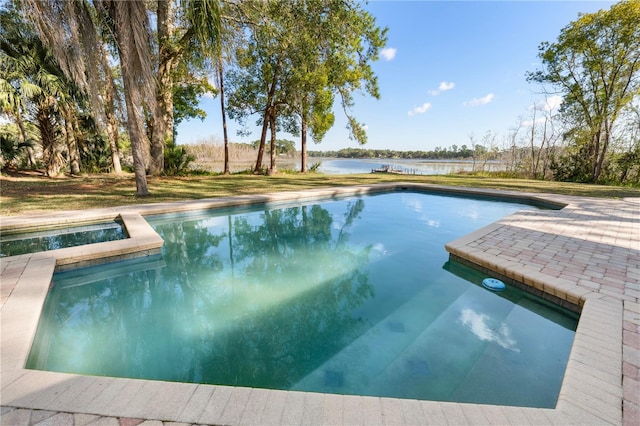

1,183,638,425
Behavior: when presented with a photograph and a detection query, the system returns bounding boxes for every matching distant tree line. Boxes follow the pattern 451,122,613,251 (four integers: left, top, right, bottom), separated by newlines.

308,145,476,160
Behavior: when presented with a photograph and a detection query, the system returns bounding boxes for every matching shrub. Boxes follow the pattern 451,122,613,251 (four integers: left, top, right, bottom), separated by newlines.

164,140,195,175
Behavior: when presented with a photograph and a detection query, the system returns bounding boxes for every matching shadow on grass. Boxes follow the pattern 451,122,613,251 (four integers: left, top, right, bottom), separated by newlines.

1,172,639,216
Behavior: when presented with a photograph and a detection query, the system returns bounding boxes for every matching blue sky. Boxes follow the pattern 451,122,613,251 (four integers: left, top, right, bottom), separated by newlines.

175,0,615,152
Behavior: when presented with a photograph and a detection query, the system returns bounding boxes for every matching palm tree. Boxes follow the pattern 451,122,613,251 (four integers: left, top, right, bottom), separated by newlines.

22,0,154,194
99,0,155,194
0,3,79,176
22,0,224,189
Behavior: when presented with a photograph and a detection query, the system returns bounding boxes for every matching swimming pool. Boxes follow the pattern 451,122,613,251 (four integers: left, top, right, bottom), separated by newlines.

26,191,578,408
0,220,127,257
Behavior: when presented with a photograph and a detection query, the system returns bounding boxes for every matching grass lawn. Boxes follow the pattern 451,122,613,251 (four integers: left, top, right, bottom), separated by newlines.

1,170,639,216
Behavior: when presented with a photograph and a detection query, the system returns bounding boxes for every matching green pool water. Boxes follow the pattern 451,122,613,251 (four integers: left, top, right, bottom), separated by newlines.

27,191,578,407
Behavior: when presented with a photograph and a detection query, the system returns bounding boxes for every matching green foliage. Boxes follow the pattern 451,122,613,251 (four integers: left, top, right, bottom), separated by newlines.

172,70,216,129
226,0,387,169
0,132,33,169
600,145,640,185
277,168,300,175
549,144,602,183
308,145,475,160
183,0,222,57
528,0,640,183
308,161,322,172
250,138,296,155
164,140,195,175
80,135,112,173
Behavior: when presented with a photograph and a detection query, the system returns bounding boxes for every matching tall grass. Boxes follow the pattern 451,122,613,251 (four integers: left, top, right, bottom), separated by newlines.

185,137,299,172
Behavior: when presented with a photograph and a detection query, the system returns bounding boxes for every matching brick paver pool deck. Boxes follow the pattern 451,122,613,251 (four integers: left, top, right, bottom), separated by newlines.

1,183,638,425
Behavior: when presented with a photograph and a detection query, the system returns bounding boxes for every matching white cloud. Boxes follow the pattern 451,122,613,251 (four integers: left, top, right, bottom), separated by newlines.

408,102,432,116
531,95,563,112
429,81,455,96
544,95,563,111
464,93,495,107
524,95,564,125
438,81,455,92
380,47,397,61
0,114,10,125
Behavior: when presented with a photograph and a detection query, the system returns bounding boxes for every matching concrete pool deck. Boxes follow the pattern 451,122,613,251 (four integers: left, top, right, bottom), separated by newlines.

1,183,638,425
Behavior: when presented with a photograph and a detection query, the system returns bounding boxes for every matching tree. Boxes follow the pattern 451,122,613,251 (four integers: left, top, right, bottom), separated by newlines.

150,0,222,175
226,0,386,174
216,57,231,174
21,0,154,194
100,0,155,195
528,0,640,183
0,4,38,169
278,0,386,173
0,2,83,176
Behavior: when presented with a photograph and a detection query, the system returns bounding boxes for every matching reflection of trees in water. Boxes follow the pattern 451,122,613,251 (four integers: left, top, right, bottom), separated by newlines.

1,224,126,257
207,199,374,388
29,219,228,381
145,218,228,382
31,200,374,389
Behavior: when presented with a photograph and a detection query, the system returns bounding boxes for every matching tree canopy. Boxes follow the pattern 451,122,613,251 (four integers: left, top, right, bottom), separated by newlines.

1,0,638,188
225,0,386,173
528,0,640,183
1,0,386,189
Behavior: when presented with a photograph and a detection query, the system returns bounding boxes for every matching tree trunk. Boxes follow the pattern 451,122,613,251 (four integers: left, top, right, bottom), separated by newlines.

300,111,307,173
14,112,35,168
36,101,63,177
254,65,280,174
269,110,276,174
150,0,175,175
593,120,610,182
150,91,167,175
127,107,150,193
254,107,269,174
102,46,122,173
64,112,81,175
219,59,230,175
105,109,122,174
122,76,150,195
101,0,153,194
529,107,537,178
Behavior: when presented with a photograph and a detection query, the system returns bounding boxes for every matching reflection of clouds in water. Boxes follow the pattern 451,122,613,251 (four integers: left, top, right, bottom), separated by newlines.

200,216,228,228
402,195,423,213
372,243,387,256
402,195,441,227
459,308,520,352
460,208,480,221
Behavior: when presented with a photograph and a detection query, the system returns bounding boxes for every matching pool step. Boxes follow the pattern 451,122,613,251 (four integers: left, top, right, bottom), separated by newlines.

290,282,514,397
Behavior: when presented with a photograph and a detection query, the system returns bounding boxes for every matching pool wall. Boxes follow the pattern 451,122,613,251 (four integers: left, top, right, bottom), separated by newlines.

1,183,637,425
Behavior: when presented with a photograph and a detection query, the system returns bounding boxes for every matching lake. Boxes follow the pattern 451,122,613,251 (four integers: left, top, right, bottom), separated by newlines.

310,158,502,175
